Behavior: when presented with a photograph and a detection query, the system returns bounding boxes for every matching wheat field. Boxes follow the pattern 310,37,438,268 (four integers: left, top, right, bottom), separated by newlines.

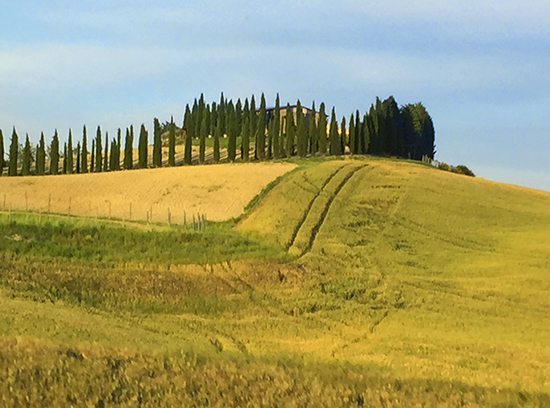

0,162,295,223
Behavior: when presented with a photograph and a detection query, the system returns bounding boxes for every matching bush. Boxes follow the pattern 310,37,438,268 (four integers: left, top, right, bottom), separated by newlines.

438,162,450,171
453,165,475,177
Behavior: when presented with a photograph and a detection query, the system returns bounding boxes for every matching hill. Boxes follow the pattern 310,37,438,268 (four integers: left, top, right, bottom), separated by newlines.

1,157,550,407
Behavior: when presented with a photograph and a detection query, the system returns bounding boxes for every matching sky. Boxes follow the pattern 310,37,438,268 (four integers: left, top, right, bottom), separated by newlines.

1,0,549,191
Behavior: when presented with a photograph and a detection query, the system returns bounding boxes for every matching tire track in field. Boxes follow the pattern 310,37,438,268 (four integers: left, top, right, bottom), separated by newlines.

299,164,368,257
285,163,351,250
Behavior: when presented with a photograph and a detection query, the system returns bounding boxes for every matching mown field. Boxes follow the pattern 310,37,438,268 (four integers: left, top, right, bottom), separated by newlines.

1,157,550,407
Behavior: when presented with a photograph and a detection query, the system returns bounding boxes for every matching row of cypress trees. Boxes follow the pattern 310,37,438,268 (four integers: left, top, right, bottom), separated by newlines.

0,94,435,177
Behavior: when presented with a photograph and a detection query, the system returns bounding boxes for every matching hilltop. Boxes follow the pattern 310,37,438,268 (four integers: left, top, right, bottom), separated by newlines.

1,157,549,407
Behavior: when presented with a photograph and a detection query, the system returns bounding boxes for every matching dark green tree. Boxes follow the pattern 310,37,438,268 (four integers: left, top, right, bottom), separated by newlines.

340,116,346,154
22,134,32,176
36,132,45,175
115,128,122,170
9,128,19,176
81,125,88,174
103,132,109,172
95,126,102,172
153,118,162,167
124,127,133,170
213,121,221,162
241,116,250,161
50,130,60,175
256,93,266,160
199,114,207,164
0,129,4,176
183,105,193,165
67,129,73,174
109,138,117,171
168,116,176,166
318,103,327,155
90,140,95,173
76,142,81,173
296,101,308,157
62,143,67,174
329,108,341,155
308,102,317,155
348,114,356,154
138,124,148,168
272,95,281,159
284,104,294,157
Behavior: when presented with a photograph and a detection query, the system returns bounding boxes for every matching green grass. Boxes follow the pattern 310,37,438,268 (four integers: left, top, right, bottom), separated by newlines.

1,156,550,406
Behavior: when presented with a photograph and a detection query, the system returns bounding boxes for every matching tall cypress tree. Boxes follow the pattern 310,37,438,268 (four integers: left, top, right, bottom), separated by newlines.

81,125,88,174
90,139,95,173
36,132,45,176
22,134,32,176
0,129,4,176
199,114,207,164
95,126,102,172
296,101,307,157
256,93,266,160
124,127,133,170
340,116,346,154
183,105,193,165
115,128,122,170
153,118,162,167
213,121,221,162
76,142,81,173
329,108,341,155
318,103,327,155
50,130,60,175
109,138,117,171
168,116,176,166
138,124,148,168
67,129,73,174
62,143,67,174
241,117,250,161
348,114,356,155
103,132,109,172
272,95,281,159
8,128,19,176
308,102,317,155
284,104,294,157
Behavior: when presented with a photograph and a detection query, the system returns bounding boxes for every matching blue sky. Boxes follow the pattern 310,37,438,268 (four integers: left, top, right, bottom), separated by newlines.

1,0,549,191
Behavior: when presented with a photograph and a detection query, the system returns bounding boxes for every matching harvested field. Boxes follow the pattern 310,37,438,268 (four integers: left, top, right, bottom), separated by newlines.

0,162,295,222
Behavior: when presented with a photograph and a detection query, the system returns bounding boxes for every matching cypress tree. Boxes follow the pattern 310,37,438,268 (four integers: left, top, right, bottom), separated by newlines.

103,132,109,172
340,116,346,154
109,138,117,171
22,134,32,176
308,102,317,155
81,125,88,174
272,95,281,159
354,111,361,154
168,116,176,166
227,108,237,162
329,108,341,155
348,114,356,155
76,142,81,173
183,105,193,165
153,118,162,167
210,102,218,137
213,121,221,162
266,117,273,160
50,130,60,175
67,129,73,174
124,127,133,170
138,124,148,168
284,104,294,157
95,126,102,172
241,116,250,161
90,140,95,173
115,128,122,170
256,93,266,160
0,129,4,176
296,101,307,157
62,143,67,174
8,128,19,176
318,103,327,155
36,132,45,175
199,114,207,164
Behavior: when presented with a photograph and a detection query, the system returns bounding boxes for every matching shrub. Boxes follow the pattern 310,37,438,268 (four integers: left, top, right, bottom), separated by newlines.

453,164,475,177
438,162,451,171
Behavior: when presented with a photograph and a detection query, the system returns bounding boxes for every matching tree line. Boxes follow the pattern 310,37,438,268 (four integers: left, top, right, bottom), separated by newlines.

0,94,435,176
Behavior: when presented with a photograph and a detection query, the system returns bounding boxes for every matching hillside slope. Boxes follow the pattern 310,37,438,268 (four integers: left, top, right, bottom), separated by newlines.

237,157,550,391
